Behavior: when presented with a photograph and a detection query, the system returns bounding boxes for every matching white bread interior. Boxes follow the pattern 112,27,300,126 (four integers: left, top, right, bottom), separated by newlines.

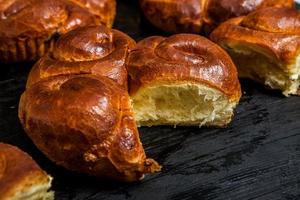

223,43,300,96
131,83,237,127
10,175,54,200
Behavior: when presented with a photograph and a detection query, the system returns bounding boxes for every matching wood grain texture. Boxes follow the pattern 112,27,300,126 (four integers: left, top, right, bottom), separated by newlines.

0,1,299,199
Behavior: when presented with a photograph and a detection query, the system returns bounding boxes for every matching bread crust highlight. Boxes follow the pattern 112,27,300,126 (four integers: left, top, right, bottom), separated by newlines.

0,0,116,63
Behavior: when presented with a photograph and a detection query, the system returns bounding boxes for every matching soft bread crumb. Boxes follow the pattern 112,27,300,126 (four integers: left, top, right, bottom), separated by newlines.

131,83,237,127
224,43,300,96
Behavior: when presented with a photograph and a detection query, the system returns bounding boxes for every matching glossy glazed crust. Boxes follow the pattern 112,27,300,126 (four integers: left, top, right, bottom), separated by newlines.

127,34,241,102
140,0,205,33
205,0,294,32
210,7,300,65
19,75,160,182
19,25,159,182
0,0,116,63
27,25,136,90
139,0,294,33
0,143,51,199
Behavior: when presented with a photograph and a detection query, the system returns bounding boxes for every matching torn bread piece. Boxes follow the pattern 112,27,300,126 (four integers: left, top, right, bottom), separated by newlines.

127,34,241,126
210,7,300,96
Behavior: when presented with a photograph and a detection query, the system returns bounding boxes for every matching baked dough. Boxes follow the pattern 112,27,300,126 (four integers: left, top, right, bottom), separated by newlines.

19,75,161,182
19,26,160,182
210,7,300,96
0,143,53,200
0,0,116,63
127,34,241,126
26,25,135,90
139,0,294,33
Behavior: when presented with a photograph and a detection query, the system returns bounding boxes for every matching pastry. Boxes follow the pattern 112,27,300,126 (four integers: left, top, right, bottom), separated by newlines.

127,34,241,126
210,7,300,96
19,75,161,182
0,0,116,63
19,26,161,182
139,0,294,33
204,0,295,33
0,143,53,200
26,25,136,90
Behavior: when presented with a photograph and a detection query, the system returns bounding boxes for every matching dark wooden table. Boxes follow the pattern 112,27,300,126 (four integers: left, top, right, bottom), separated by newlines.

0,1,299,199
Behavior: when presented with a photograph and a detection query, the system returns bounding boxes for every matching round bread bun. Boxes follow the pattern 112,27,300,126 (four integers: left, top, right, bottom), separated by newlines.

19,75,161,182
127,34,241,126
139,0,294,33
210,7,300,96
26,25,136,90
0,0,116,63
19,25,161,182
0,143,53,200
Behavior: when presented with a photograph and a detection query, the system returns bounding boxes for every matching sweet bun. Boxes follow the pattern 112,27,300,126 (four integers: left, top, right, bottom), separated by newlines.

204,0,295,33
0,143,53,200
210,7,300,96
26,25,136,90
127,34,241,127
140,0,203,33
19,26,160,182
139,0,294,33
19,75,160,182
0,0,116,63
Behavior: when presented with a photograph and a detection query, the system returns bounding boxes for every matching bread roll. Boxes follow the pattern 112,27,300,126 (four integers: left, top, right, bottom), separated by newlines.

19,75,160,182
139,0,294,34
140,0,203,33
0,0,116,63
210,7,300,96
205,0,295,33
26,25,136,90
127,34,241,127
0,143,53,200
19,26,160,182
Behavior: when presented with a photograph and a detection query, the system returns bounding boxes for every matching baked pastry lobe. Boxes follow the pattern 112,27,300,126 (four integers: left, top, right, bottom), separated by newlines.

0,0,116,63
19,75,161,182
140,0,204,33
0,143,53,200
26,25,136,90
127,34,241,127
204,0,295,33
19,26,160,182
210,7,300,96
139,0,294,33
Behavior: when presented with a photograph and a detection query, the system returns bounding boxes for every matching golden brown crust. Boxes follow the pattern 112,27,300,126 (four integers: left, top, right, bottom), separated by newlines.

210,7,300,96
0,143,51,200
140,0,205,33
127,34,241,102
19,26,159,182
0,0,116,63
240,7,300,34
205,0,294,32
19,75,160,182
139,0,294,33
210,7,300,65
26,25,136,90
